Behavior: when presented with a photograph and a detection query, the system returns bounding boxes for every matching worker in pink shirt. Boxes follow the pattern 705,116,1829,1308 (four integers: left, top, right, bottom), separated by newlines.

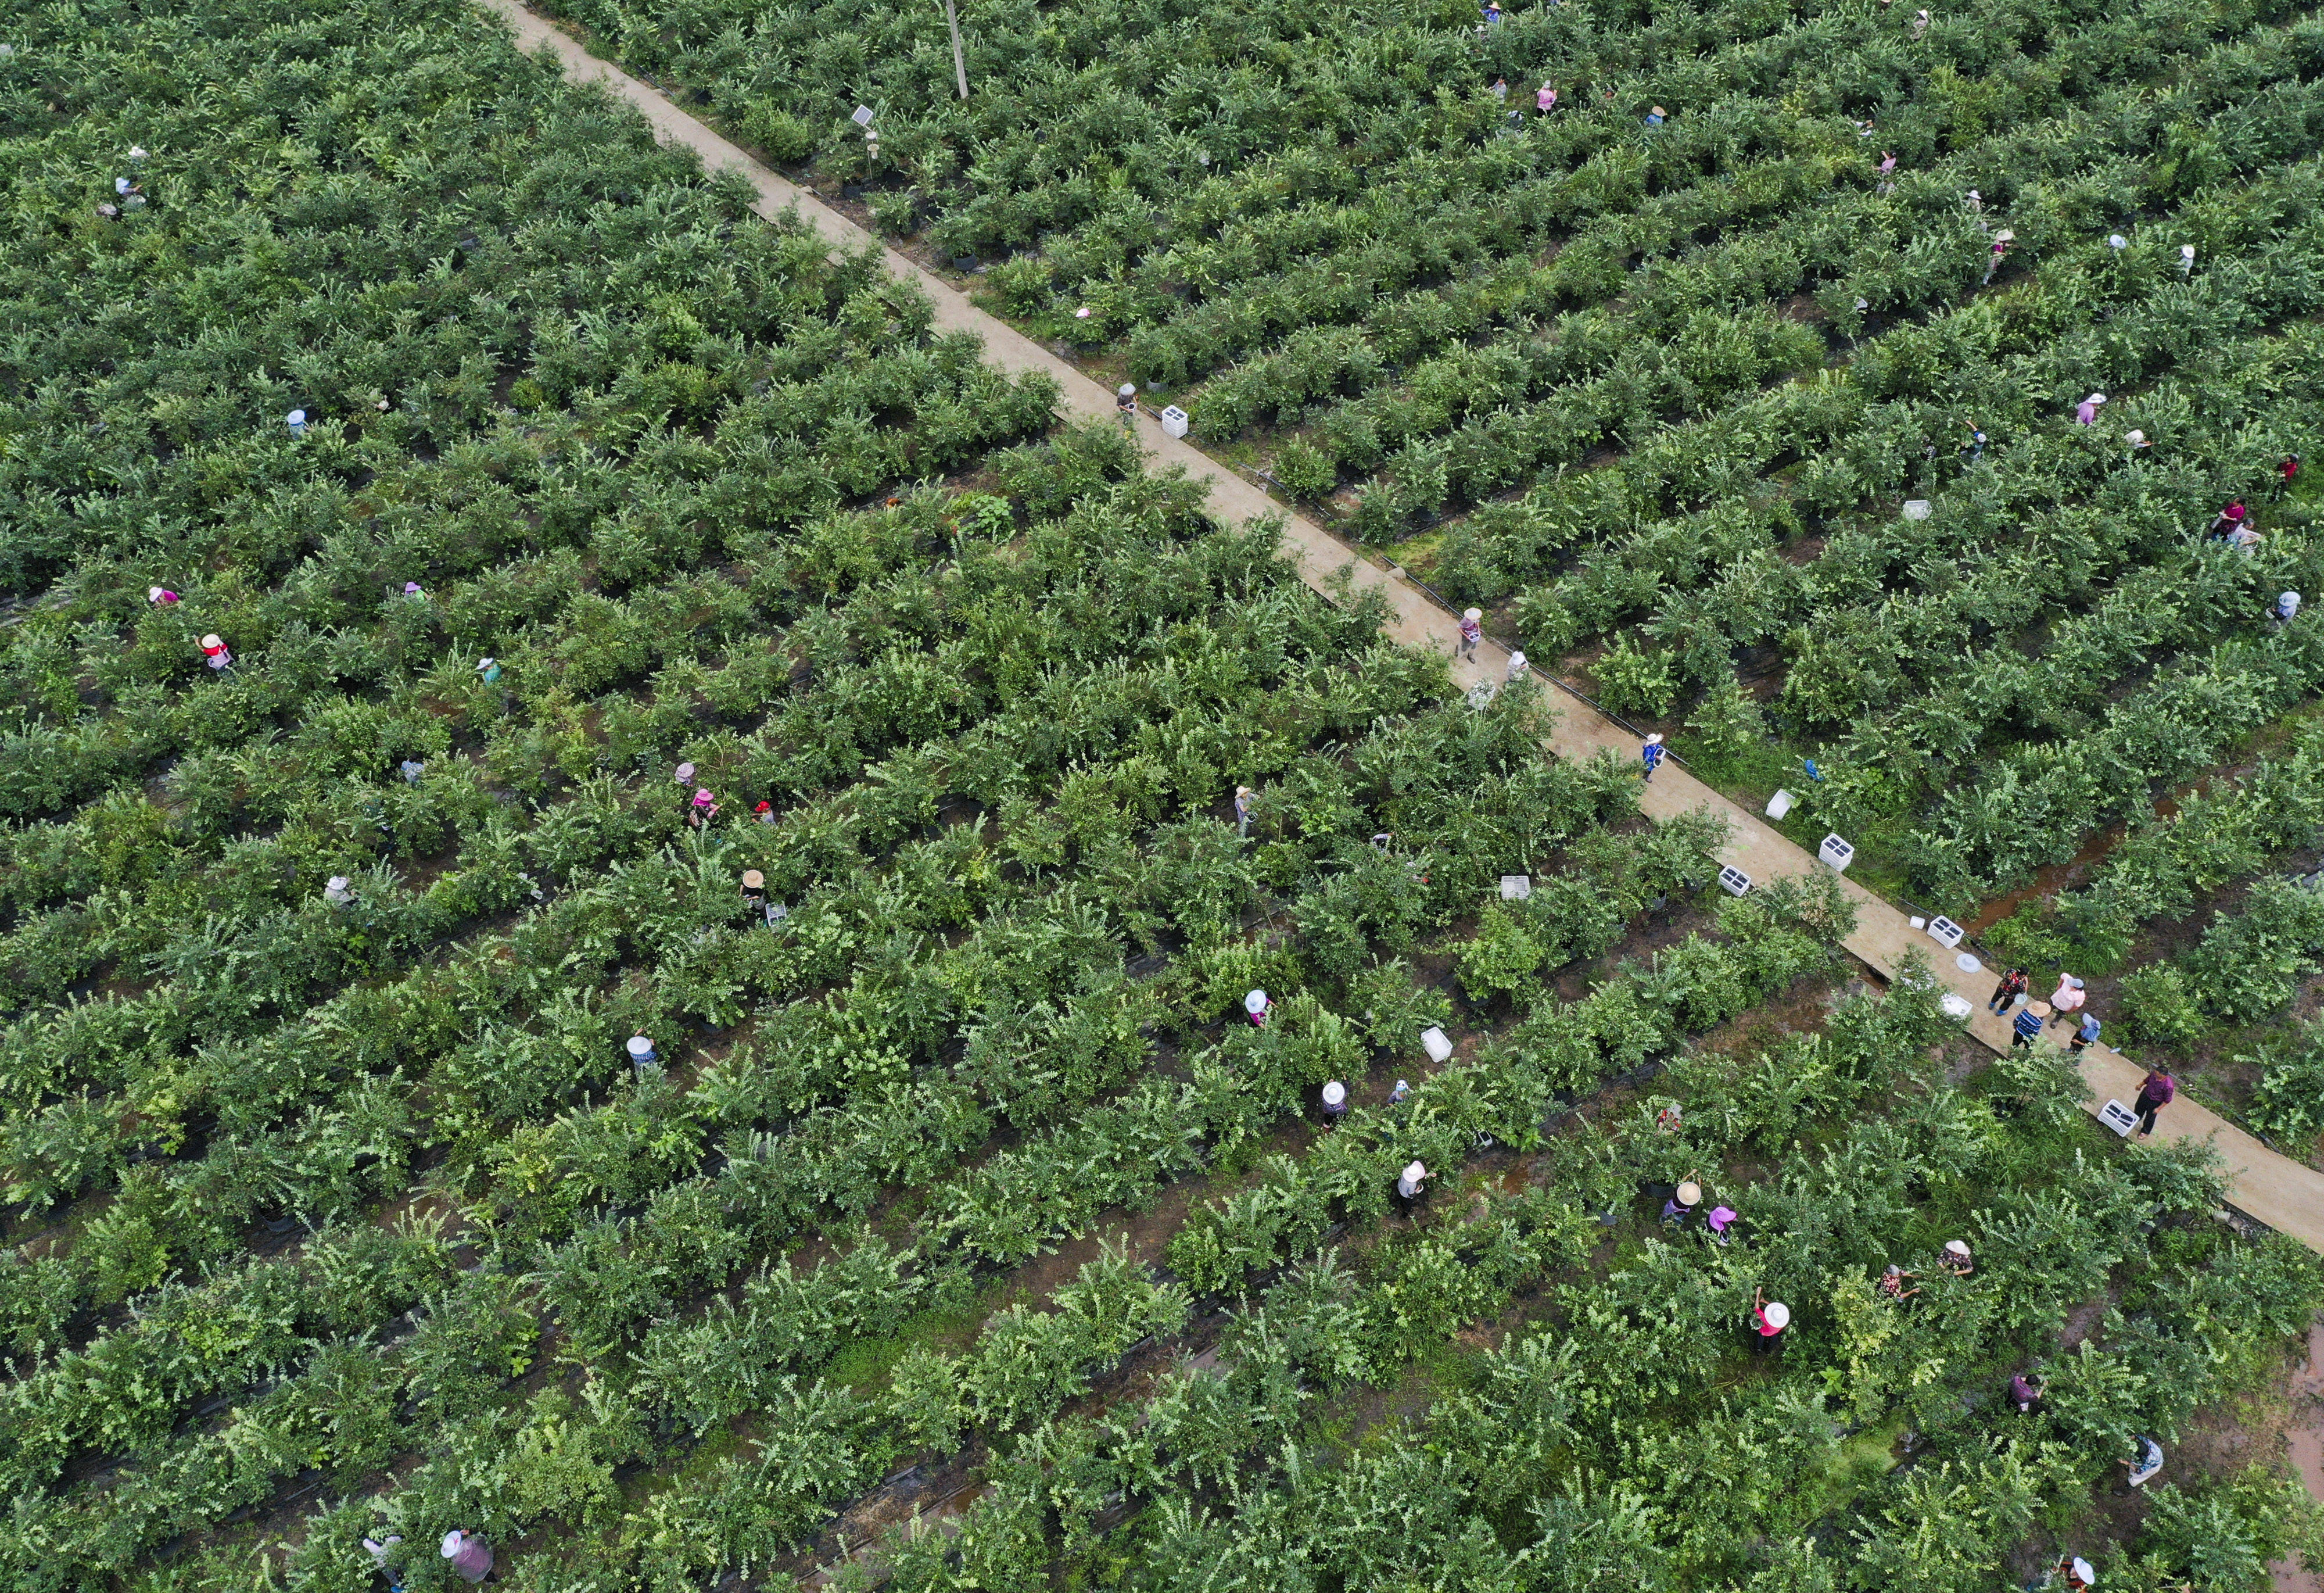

2046,975,2085,1030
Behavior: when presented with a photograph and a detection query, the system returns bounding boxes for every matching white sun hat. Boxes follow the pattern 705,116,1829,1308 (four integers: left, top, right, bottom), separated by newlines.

1243,989,1268,1015
147,586,165,602
1945,1239,1972,1260
1322,1081,1346,1107
2071,1558,2096,1583
2085,393,2107,405
440,1533,465,1559
1645,732,1664,746
626,1035,655,1058
1403,1161,1428,1184
1762,1301,1791,1329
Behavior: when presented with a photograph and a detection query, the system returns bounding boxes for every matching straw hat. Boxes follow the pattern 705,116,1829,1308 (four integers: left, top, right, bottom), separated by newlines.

200,633,222,649
626,1035,655,1058
2028,999,2052,1018
1243,989,1268,1014
1464,607,1483,622
1645,732,1664,746
1945,1240,1971,1261
1403,1161,1428,1185
1761,1301,1790,1330
1676,1180,1702,1206
741,869,764,889
1650,105,1666,116
1322,1080,1347,1107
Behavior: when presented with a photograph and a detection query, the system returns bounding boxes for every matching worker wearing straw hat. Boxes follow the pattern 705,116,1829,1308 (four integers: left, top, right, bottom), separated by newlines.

1662,1177,1701,1228
199,633,231,670
1395,1159,1430,1215
740,869,769,922
2012,1001,2048,1049
1320,1080,1349,1127
1939,1238,1974,1275
1749,1288,1789,1353
1457,608,1482,662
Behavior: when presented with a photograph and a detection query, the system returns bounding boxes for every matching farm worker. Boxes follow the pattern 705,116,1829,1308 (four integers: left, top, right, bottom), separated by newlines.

1983,231,2012,284
440,1530,492,1584
1878,1264,1918,1301
688,788,718,829
626,1034,658,1068
1640,732,1665,783
148,586,179,605
1243,989,1271,1028
2068,1014,2101,1054
2122,429,2149,453
1961,418,1987,464
1116,383,1138,431
1321,1080,1349,1125
361,1535,402,1580
1965,188,1984,224
1395,1161,1430,1213
399,759,425,786
2131,1068,2174,1137
2053,1555,2096,1591
1749,1290,1788,1352
2074,393,2106,425
324,876,354,906
1491,77,1508,105
2232,521,2262,554
1507,650,1528,681
1987,966,2028,1014
1479,1,1501,23
475,657,500,685
2124,1434,2163,1488
1655,1103,1683,1133
2008,1371,2044,1413
741,869,768,919
2272,590,2302,626
2012,1003,2047,1048
675,761,696,788
1662,1178,1701,1227
286,409,307,437
2207,499,2248,538
1875,152,1896,193
2279,454,2301,495
402,581,424,600
1235,785,1255,837
1939,1239,1974,1275
1457,607,1482,661
116,176,145,210
1644,105,1666,127
1537,81,1557,112
1911,7,1929,35
199,633,232,670
1705,1205,1737,1244
2046,975,2085,1027
1389,1078,1411,1104
754,799,777,825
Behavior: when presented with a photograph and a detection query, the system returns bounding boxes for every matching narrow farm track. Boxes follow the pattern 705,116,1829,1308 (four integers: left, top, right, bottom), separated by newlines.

480,0,2324,1254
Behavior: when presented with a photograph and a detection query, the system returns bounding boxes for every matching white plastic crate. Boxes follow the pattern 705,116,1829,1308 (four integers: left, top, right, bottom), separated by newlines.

1159,405,1189,439
2099,1100,2140,1137
1764,789,1794,820
1925,915,1965,949
1939,993,1973,1020
1421,1026,1454,1064
1717,865,1752,897
1818,833,1855,871
1499,875,1532,901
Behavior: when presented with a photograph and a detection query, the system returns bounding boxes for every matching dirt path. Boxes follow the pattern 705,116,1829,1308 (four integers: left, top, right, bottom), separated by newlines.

476,0,2324,1256
2279,1319,2324,1592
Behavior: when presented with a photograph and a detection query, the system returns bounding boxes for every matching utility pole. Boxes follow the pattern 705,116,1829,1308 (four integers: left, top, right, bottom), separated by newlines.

944,0,969,98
